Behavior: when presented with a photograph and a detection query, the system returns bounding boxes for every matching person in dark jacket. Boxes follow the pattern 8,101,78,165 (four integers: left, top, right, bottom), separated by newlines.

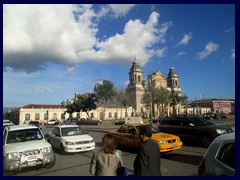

134,126,162,176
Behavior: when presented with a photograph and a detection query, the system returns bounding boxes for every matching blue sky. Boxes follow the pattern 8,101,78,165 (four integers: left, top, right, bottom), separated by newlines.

3,4,235,107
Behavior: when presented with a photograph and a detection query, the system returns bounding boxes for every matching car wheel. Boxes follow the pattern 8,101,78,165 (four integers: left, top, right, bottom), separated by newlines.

45,154,56,168
202,136,212,147
60,143,66,155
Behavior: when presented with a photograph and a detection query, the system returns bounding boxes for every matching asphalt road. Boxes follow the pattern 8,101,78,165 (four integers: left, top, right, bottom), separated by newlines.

10,117,235,176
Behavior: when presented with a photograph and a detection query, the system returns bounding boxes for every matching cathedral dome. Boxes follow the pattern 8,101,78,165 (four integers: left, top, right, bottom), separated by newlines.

93,77,103,93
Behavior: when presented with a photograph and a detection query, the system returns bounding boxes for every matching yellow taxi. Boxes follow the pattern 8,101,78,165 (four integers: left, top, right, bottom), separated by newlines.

110,123,182,153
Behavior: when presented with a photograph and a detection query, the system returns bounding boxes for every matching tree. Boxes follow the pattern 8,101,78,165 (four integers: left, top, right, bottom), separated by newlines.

170,92,188,115
94,79,117,120
142,87,171,117
66,93,97,119
94,80,117,104
117,87,136,117
152,87,171,117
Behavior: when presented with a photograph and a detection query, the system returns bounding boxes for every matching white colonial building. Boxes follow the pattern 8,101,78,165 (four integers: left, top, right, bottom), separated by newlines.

4,104,134,125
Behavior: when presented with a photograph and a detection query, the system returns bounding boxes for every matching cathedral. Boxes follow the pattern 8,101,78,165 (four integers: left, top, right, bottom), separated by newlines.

127,60,182,117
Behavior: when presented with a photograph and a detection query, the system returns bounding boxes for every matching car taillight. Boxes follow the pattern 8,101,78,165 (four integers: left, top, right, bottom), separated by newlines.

198,157,205,176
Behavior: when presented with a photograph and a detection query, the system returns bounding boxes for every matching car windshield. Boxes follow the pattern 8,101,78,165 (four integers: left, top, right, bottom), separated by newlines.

61,127,87,137
7,129,43,143
191,116,215,126
135,125,160,134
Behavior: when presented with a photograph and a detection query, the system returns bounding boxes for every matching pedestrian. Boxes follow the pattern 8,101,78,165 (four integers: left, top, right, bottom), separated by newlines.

134,126,162,176
89,133,124,176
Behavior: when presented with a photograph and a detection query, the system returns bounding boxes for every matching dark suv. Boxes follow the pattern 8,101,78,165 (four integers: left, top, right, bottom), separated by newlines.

158,116,233,147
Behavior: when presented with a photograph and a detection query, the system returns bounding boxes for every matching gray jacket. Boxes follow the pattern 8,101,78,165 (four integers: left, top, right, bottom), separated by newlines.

89,149,123,176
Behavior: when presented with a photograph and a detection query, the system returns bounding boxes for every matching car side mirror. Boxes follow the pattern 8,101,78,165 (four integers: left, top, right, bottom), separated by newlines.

188,123,195,127
44,134,49,139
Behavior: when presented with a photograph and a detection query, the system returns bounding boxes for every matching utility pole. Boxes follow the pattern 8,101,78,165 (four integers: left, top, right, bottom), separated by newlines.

149,88,153,126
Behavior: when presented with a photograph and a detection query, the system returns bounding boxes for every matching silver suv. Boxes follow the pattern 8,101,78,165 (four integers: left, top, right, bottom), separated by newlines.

3,125,56,174
198,132,235,176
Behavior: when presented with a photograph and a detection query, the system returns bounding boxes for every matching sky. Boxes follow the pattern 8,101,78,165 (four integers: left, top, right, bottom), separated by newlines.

3,4,235,107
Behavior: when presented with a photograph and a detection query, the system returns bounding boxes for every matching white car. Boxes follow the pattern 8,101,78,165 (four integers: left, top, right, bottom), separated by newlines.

3,120,15,131
47,119,60,125
3,125,56,174
198,132,235,176
47,125,95,154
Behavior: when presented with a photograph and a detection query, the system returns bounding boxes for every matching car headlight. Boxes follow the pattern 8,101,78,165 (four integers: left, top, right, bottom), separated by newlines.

216,129,226,134
157,140,167,144
42,147,53,154
5,152,19,161
176,138,181,142
65,142,75,145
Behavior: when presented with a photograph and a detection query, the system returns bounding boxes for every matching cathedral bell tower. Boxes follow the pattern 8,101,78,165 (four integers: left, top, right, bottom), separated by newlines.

167,66,182,95
127,60,145,116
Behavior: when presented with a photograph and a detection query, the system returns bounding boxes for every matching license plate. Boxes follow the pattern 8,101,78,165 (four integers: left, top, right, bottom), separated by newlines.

28,161,37,167
172,144,177,148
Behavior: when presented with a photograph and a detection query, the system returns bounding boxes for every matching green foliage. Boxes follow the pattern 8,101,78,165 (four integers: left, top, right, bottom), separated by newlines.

94,80,117,104
66,93,97,118
117,88,135,108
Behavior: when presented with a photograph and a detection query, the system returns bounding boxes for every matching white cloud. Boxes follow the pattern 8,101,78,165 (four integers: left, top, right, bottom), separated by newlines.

3,5,169,73
109,4,136,18
97,4,135,19
225,27,234,33
176,33,192,46
67,66,76,75
32,87,53,93
4,4,98,72
154,47,167,58
94,11,168,66
197,42,219,60
177,52,187,57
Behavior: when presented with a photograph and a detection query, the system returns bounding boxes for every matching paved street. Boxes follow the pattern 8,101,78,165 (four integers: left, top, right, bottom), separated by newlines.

8,116,235,176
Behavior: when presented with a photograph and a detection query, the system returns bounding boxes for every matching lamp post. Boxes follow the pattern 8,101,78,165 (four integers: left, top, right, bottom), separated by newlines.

142,80,153,126
149,88,153,126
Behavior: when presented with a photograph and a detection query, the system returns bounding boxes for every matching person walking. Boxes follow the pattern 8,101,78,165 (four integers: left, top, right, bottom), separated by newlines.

89,133,124,176
134,126,162,176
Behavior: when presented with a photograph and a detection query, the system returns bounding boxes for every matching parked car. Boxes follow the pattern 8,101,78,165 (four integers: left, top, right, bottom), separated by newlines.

47,119,61,126
47,125,95,154
213,113,228,120
28,121,42,130
202,112,215,120
198,132,235,176
3,125,56,174
64,118,79,125
158,116,234,147
110,123,182,153
3,120,15,131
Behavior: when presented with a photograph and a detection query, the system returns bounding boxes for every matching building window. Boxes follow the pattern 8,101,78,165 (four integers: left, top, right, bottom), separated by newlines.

138,75,141,82
91,113,94,119
25,114,30,121
109,112,112,118
35,114,40,120
114,112,118,118
44,113,48,120
125,112,128,117
53,113,57,119
61,113,65,120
